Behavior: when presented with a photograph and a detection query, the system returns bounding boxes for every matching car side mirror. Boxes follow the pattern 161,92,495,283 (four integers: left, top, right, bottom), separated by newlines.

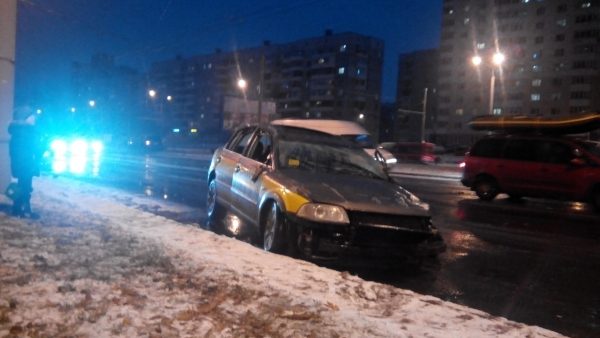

251,165,267,182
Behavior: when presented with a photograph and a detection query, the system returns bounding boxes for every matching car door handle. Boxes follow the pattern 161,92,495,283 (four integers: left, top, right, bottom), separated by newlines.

216,156,222,163
234,164,241,173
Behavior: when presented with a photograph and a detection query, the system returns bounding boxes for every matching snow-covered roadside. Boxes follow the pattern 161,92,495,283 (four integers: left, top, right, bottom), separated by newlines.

0,177,565,337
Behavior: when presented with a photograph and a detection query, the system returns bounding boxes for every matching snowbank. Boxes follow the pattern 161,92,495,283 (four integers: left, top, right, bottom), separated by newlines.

0,176,564,337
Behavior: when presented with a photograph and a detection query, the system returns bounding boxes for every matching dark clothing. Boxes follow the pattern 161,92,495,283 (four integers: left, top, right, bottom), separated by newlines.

8,121,41,217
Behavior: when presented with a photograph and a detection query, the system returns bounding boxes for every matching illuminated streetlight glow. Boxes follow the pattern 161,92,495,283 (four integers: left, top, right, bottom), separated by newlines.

470,52,507,115
492,52,505,66
237,78,247,90
36,109,42,115
88,100,96,107
70,107,76,113
166,95,172,101
358,113,365,119
148,89,157,98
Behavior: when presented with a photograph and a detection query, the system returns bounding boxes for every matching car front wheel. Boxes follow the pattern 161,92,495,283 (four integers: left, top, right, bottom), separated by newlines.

474,177,499,201
262,202,286,253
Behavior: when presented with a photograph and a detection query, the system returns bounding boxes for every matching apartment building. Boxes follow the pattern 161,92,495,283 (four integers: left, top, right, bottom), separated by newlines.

148,31,384,138
436,0,600,146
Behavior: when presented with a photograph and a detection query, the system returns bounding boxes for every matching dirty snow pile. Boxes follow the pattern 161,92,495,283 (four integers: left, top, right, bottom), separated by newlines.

0,176,565,337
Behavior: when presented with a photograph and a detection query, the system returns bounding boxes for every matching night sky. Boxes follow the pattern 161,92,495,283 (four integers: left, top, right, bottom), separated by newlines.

15,0,443,109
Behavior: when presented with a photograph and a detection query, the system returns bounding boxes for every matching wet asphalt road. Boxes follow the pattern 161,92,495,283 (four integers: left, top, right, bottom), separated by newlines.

77,150,600,338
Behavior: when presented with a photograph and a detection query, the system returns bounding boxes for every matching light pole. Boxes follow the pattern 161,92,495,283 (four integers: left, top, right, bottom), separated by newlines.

421,88,428,143
472,52,505,115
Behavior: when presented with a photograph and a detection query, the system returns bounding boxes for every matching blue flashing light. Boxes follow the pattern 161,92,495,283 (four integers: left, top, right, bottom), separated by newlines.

91,140,104,154
172,128,181,133
50,139,68,156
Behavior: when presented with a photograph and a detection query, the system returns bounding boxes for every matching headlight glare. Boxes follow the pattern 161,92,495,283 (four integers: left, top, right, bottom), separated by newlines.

297,203,350,224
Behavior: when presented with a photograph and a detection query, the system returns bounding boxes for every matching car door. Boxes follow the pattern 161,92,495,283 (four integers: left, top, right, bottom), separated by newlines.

232,129,273,225
534,140,581,199
500,138,545,194
215,127,256,208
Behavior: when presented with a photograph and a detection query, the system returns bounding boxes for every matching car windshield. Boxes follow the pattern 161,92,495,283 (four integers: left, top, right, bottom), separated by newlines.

276,128,387,180
340,134,376,149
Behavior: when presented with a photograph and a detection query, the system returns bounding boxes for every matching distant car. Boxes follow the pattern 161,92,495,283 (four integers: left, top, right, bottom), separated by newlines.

461,134,600,210
379,141,439,164
206,124,445,262
271,119,397,165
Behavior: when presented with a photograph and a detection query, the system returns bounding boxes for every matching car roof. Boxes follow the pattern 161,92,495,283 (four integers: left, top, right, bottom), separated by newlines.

270,119,368,136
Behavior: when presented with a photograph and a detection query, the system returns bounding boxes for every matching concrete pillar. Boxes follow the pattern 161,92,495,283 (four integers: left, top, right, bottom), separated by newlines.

0,0,17,189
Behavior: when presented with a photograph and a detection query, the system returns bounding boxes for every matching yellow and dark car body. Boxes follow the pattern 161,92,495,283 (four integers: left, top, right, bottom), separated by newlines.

206,124,445,262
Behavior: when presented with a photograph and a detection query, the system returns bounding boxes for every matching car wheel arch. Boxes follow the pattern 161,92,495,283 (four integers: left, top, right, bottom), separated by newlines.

258,193,287,231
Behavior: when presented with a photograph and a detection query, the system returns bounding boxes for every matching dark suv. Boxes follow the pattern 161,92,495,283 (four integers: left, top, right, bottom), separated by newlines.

461,134,600,210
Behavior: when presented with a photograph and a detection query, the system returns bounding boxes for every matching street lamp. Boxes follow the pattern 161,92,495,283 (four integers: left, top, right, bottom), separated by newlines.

88,100,96,108
148,89,157,98
237,78,247,90
472,52,505,115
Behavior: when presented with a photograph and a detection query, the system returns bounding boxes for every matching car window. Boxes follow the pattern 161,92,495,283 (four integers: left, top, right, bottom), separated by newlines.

504,139,536,162
470,138,506,158
535,141,572,164
577,140,600,158
340,134,376,149
248,131,272,164
227,128,255,154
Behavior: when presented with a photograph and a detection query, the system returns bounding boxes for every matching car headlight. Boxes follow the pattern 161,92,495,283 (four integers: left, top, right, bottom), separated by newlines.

297,203,350,224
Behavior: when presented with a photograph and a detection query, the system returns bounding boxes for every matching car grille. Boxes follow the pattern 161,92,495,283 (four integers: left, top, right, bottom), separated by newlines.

348,212,431,231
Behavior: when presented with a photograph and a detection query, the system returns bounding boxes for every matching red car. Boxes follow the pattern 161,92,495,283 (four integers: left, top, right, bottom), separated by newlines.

461,134,600,210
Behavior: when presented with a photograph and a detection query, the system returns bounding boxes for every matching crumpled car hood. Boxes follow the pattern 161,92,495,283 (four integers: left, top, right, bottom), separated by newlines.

270,169,430,217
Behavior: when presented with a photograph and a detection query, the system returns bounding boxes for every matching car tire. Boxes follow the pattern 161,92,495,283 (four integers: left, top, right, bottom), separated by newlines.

206,179,225,234
262,202,287,253
474,177,499,201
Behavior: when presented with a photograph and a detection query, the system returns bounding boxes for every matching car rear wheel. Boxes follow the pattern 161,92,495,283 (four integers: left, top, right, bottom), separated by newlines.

262,202,286,253
206,179,225,233
474,177,499,201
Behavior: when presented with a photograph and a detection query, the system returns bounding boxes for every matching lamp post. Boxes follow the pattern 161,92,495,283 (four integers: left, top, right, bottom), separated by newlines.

472,52,505,115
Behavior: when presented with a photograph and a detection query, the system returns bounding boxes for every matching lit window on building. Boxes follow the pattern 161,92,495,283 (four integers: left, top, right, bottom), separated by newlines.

318,58,326,64
581,2,591,8
556,19,567,27
477,42,486,50
338,67,345,75
455,108,464,115
493,108,502,115
531,94,541,101
532,64,542,72
340,44,347,52
532,79,542,87
464,18,470,25
532,51,542,59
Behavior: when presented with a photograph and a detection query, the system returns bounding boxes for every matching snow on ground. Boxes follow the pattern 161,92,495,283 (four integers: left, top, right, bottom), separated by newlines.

0,176,565,337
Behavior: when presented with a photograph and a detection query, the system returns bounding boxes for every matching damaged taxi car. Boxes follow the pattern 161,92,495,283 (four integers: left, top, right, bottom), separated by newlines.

206,123,445,262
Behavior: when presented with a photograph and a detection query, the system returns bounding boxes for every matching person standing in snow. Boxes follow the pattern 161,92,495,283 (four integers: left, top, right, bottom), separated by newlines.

8,108,42,217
